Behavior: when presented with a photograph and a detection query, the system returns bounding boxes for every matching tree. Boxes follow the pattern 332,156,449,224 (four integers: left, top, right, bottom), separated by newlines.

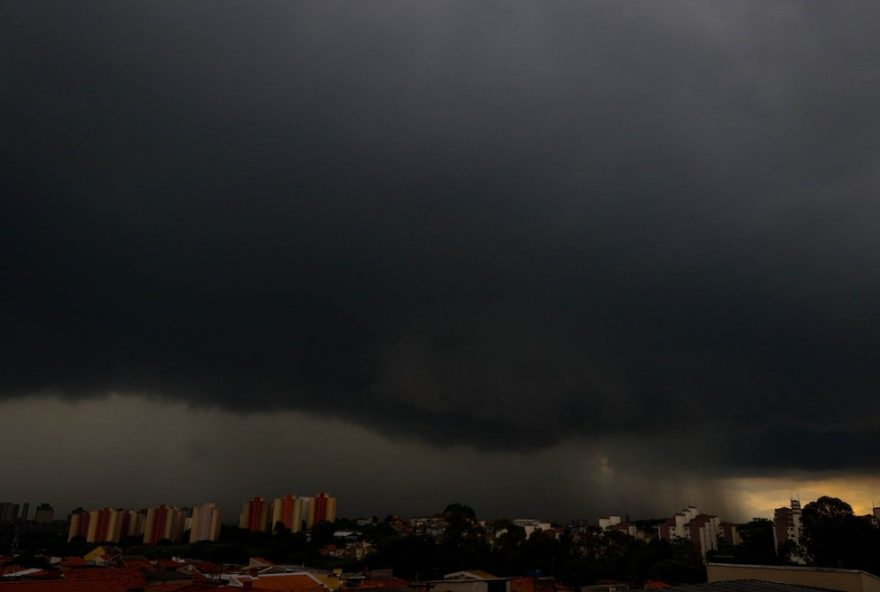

440,503,488,571
801,496,853,567
310,520,337,547
490,519,527,574
801,496,880,573
722,518,776,565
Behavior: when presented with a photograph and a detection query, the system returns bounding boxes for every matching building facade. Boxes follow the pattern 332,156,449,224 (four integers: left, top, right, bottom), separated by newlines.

656,506,720,560
34,503,54,524
773,499,802,549
308,493,336,528
240,496,270,532
271,495,304,533
0,502,20,523
190,502,222,543
143,504,185,544
86,508,124,543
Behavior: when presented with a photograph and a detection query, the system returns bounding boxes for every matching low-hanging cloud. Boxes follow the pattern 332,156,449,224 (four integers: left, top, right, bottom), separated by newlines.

4,1,880,479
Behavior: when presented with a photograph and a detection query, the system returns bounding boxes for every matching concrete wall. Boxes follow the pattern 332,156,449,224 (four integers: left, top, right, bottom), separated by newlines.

707,563,880,592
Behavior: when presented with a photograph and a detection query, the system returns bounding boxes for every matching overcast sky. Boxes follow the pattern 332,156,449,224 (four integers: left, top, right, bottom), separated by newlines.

4,1,880,521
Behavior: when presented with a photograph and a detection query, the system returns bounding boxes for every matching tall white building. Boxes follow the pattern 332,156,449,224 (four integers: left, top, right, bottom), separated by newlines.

190,502,222,543
657,506,720,560
598,515,622,530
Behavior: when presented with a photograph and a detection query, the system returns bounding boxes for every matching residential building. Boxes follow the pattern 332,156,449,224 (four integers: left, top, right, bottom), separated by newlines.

143,504,185,544
721,523,742,547
429,570,511,592
512,519,552,538
68,509,91,541
308,493,336,528
86,508,125,543
607,521,641,540
773,499,803,550
656,506,720,560
687,513,721,558
0,502,19,523
271,494,304,533
189,502,222,543
119,509,145,540
658,506,700,540
34,503,54,524
240,496,270,532
599,515,622,530
296,497,312,531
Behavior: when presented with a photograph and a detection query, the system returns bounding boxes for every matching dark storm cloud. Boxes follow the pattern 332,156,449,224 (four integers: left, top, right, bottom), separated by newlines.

4,1,880,470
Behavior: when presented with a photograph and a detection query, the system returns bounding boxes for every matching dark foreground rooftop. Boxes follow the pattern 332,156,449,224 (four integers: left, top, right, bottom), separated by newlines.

668,580,838,592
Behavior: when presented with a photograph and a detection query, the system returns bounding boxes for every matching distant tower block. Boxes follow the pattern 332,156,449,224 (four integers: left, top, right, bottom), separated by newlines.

239,497,270,532
773,499,803,550
34,503,54,524
190,502,221,542
143,505,185,544
308,493,336,528
271,495,302,532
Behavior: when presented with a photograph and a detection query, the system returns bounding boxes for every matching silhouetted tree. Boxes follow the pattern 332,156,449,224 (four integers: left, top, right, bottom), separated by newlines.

310,520,337,547
440,503,489,571
721,518,776,565
801,496,880,573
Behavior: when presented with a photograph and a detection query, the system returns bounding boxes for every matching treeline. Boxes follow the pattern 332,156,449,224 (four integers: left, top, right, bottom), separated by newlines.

364,504,705,586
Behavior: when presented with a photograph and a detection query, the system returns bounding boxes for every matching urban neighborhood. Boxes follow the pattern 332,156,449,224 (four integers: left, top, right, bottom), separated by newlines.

2,494,880,592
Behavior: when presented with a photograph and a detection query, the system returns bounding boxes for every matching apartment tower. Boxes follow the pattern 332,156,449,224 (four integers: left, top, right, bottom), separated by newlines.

271,495,303,533
143,505,185,544
190,502,222,543
239,497,270,532
308,493,336,528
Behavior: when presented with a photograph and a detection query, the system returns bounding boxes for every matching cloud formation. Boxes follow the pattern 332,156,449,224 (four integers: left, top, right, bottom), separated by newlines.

4,1,880,484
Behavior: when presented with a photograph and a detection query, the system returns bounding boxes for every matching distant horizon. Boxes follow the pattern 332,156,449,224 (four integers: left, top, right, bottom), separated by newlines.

8,477,880,526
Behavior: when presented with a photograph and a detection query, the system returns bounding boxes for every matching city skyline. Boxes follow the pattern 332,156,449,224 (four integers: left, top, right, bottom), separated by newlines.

4,487,880,528
4,1,880,521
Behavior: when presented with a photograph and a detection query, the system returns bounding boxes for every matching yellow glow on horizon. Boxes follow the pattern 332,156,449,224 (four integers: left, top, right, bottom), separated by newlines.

724,475,880,519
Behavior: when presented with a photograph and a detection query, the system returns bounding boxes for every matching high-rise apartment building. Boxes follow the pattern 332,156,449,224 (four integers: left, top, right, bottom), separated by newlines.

143,505,185,545
66,507,140,543
34,503,54,524
271,495,303,533
0,502,20,523
773,499,802,549
119,510,145,540
308,493,336,528
190,502,222,543
86,508,124,543
656,506,720,559
721,522,742,546
296,497,311,532
240,497,270,532
68,509,91,541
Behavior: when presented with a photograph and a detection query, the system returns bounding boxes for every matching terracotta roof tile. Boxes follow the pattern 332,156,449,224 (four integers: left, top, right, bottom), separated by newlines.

251,574,331,591
0,581,129,592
